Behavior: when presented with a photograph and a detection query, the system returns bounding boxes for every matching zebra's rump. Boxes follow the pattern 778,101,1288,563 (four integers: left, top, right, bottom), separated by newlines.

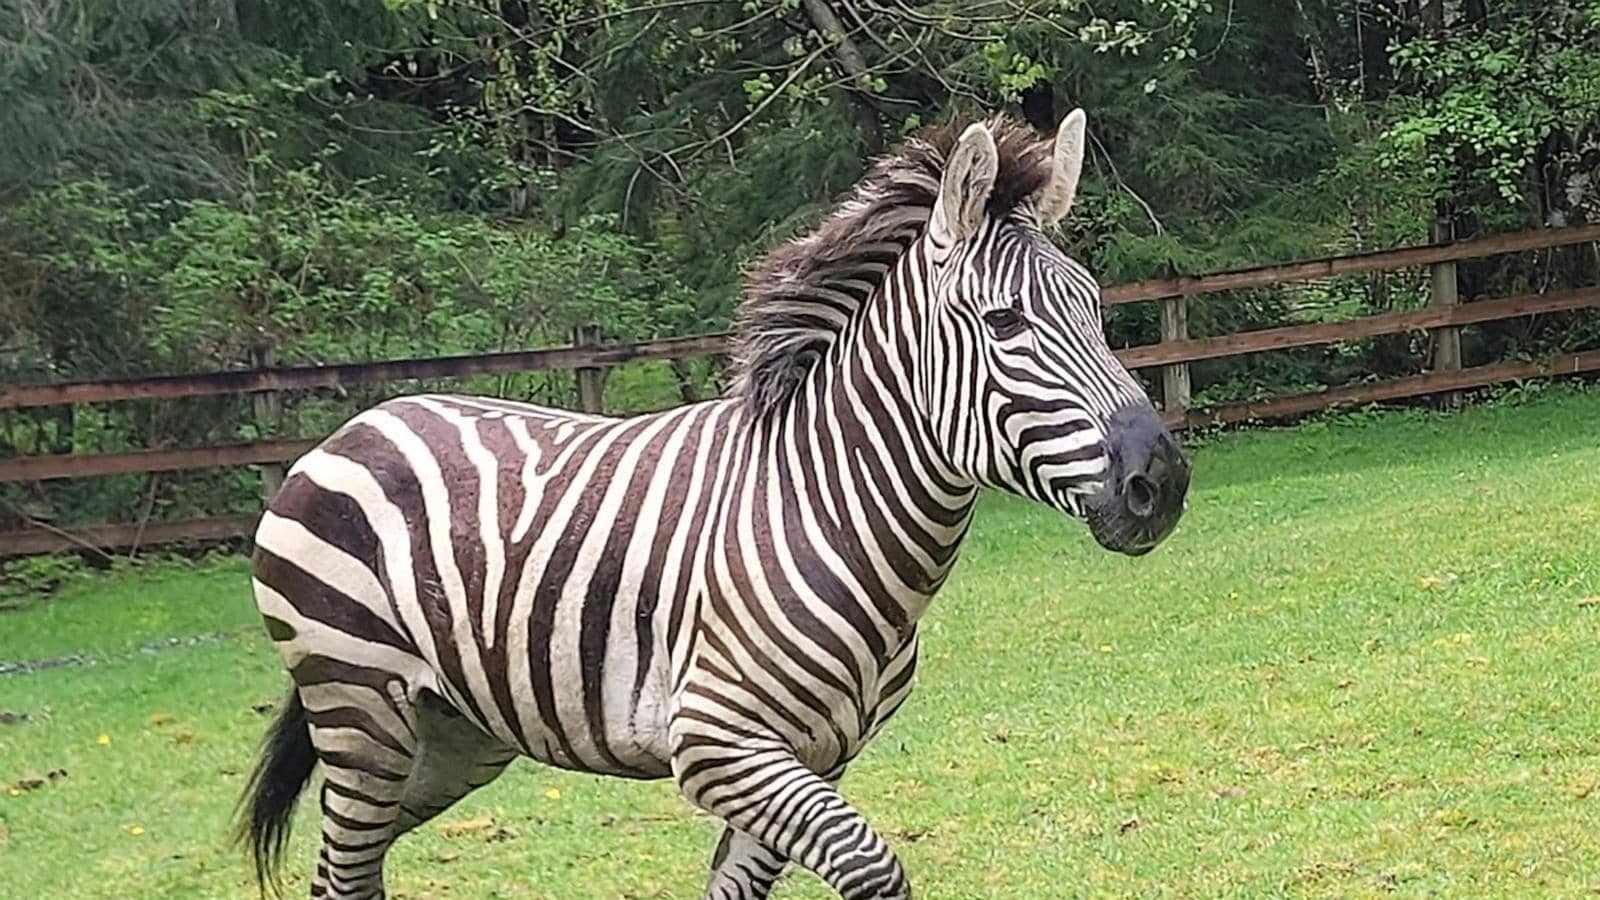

252,393,742,780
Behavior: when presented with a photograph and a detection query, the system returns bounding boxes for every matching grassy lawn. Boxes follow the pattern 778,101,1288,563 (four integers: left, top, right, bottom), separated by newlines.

3,386,1599,898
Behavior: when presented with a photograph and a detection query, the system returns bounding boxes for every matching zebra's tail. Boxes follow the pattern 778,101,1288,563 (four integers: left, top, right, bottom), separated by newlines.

235,687,316,896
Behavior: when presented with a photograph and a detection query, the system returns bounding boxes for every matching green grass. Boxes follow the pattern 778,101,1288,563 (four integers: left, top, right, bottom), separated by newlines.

4,387,1600,897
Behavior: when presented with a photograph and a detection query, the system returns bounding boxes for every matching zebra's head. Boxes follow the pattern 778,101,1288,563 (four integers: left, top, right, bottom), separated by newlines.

917,112,1189,555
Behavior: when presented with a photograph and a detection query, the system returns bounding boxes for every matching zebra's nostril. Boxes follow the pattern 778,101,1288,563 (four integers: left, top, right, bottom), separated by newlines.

1124,472,1158,519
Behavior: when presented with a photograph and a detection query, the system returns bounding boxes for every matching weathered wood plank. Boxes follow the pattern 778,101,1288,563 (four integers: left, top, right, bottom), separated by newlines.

0,515,260,558
573,324,607,414
1117,287,1600,369
0,439,317,483
8,350,1600,556
0,334,735,410
5,226,1595,410
1103,224,1600,305
1158,295,1191,413
5,287,1596,482
1177,349,1600,429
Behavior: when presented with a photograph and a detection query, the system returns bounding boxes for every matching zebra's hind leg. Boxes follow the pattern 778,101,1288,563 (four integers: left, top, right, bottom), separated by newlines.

390,688,518,835
298,669,418,900
299,672,514,899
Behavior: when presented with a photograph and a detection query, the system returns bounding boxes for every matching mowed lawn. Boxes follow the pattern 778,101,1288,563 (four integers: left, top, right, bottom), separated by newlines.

3,387,1600,898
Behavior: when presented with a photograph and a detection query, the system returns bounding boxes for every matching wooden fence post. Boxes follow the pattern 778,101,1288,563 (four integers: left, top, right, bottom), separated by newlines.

1158,294,1192,417
573,324,605,414
250,344,285,505
1429,217,1462,406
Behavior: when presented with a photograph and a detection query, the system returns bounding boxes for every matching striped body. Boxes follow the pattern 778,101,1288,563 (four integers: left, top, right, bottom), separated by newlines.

256,377,954,786
239,113,1189,900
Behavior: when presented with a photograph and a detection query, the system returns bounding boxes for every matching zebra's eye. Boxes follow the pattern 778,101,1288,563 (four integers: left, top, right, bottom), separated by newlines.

982,306,1026,340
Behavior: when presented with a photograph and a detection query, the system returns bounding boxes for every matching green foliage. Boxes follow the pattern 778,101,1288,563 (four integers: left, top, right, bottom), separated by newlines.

2,168,687,369
0,156,693,527
981,42,1049,102
138,172,685,368
0,555,88,606
1378,3,1600,211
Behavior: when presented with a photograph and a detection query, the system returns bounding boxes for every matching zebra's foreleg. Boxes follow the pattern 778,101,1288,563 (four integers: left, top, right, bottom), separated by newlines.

702,763,849,899
704,826,787,899
676,744,908,900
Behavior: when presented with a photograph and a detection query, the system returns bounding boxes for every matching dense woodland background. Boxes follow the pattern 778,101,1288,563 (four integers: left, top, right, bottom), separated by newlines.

2,0,1599,531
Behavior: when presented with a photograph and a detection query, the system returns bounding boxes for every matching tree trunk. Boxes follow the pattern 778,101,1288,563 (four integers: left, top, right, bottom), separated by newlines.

213,0,238,34
1419,0,1442,32
798,0,882,151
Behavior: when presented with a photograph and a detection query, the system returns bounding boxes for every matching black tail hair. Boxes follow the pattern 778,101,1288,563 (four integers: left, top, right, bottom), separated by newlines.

234,688,316,897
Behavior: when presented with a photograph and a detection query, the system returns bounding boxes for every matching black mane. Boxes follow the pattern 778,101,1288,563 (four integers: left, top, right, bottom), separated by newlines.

725,116,1057,417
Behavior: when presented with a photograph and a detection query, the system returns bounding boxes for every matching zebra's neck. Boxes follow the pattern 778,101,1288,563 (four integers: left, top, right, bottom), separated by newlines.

769,239,978,636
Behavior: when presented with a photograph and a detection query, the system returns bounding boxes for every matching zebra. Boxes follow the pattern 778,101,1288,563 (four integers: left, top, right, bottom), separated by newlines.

239,109,1189,899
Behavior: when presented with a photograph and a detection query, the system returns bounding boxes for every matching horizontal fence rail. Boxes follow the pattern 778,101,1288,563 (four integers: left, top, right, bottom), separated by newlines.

1117,286,1600,369
1101,223,1600,304
2,224,1597,557
0,333,732,411
1180,349,1600,428
1,515,262,558
0,439,320,483
10,224,1596,413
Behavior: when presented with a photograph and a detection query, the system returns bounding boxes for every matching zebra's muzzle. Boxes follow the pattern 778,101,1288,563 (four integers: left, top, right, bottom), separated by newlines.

1083,402,1189,556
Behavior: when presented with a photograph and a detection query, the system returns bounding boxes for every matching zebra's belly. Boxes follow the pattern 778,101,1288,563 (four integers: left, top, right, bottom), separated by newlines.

503,697,674,780
448,598,676,780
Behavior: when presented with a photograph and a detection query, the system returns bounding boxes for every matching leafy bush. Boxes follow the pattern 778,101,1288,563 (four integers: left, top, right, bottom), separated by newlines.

0,555,88,605
0,161,695,528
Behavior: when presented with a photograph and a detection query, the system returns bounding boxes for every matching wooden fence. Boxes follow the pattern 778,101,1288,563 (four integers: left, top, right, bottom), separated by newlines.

3,224,1598,557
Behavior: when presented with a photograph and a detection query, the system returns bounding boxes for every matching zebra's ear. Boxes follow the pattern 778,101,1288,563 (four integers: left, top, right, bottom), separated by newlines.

1035,108,1087,227
929,122,999,247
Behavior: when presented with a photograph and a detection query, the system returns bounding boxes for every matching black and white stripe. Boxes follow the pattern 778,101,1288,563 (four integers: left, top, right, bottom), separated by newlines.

240,111,1188,899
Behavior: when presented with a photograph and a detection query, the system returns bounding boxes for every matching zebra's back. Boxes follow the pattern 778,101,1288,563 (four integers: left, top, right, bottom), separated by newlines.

252,392,742,780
